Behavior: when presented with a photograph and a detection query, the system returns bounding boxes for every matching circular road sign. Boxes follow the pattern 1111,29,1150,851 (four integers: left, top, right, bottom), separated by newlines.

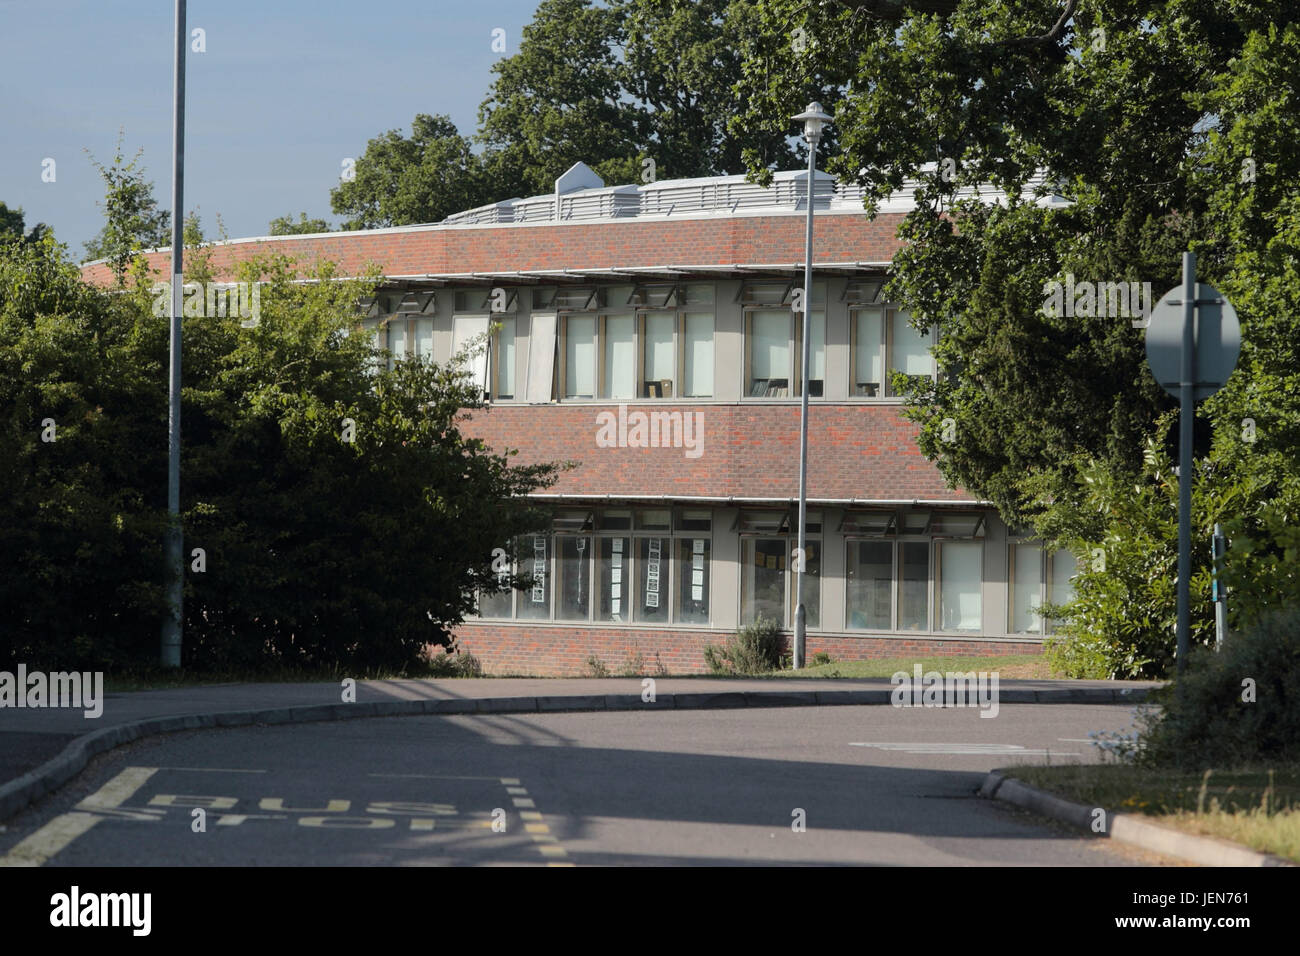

1145,283,1241,401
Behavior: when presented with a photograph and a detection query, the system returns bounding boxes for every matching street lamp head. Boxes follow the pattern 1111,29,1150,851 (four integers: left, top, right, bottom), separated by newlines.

792,101,833,144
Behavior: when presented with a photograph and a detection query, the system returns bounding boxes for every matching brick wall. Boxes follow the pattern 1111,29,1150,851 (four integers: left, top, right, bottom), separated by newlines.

79,211,907,286
449,621,1040,676
459,402,968,501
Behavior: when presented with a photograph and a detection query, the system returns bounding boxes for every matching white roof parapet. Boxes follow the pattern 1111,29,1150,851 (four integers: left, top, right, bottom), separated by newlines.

638,169,834,217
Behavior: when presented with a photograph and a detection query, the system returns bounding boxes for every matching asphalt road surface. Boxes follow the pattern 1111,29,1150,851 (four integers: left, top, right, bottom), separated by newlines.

0,703,1168,866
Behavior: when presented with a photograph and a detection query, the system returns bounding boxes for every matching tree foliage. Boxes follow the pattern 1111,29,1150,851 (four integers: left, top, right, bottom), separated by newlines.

268,212,331,236
731,2,1300,674
0,235,560,672
81,134,171,282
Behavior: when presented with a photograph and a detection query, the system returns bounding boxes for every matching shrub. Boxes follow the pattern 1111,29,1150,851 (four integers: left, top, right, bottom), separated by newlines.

1139,606,1300,770
703,616,784,675
811,651,832,666
583,654,610,678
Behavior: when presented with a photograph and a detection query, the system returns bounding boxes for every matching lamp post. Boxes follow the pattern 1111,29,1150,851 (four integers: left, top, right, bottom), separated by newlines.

791,101,831,670
161,0,187,668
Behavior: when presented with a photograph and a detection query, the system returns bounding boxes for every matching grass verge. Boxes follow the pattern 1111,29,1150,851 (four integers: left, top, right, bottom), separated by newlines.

1005,763,1300,863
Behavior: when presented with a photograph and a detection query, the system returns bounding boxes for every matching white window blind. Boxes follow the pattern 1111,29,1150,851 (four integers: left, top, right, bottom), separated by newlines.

644,312,675,386
940,541,983,632
565,315,596,398
684,313,713,397
452,315,490,395
414,318,433,360
525,313,556,403
891,310,933,376
603,315,635,398
855,309,884,393
751,311,791,382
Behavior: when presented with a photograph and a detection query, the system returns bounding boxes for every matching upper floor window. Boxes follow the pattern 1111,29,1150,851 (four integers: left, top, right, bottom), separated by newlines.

852,306,937,398
745,309,824,397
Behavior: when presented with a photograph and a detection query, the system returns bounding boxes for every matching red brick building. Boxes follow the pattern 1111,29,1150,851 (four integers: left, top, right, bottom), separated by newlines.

83,164,1075,674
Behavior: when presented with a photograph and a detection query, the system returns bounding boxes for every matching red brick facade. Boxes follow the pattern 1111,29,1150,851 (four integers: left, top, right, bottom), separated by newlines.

458,403,968,501
452,621,1039,676
79,210,907,286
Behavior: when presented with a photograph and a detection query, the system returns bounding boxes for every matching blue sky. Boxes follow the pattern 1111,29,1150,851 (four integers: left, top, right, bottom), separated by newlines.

0,0,543,259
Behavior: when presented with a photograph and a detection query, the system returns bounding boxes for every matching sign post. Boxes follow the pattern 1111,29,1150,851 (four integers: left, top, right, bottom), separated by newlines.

1144,253,1240,672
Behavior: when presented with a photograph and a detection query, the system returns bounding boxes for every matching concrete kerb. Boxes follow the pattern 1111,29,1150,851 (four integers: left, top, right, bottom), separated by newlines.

981,769,1294,867
0,685,1154,824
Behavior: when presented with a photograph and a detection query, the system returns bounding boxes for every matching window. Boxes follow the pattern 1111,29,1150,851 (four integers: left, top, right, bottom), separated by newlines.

890,309,934,379
677,537,709,623
478,545,515,619
602,314,636,399
1047,548,1077,633
683,313,714,397
1010,543,1044,634
493,317,516,400
898,541,930,631
563,315,597,398
741,538,787,625
598,537,630,622
637,537,669,623
387,319,409,370
853,307,885,397
452,315,490,398
746,309,824,397
414,318,434,361
525,313,556,402
642,312,675,397
846,540,893,630
516,534,551,620
937,540,982,633
557,535,591,620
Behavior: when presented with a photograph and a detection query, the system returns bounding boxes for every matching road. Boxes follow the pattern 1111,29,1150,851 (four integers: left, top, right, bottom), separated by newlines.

0,703,1166,866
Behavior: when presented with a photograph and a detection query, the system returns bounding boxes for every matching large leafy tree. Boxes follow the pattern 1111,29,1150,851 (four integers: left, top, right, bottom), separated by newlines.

0,201,48,244
1,234,559,673
335,0,809,226
330,114,492,229
730,1,1300,674
268,212,331,235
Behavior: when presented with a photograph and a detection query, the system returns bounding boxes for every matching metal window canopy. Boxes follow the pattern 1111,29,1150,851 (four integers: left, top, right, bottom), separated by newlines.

838,509,898,535
733,509,822,535
842,278,886,305
396,291,436,315
455,288,518,313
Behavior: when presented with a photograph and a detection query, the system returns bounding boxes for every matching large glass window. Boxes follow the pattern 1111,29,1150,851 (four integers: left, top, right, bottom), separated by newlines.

683,313,714,397
846,540,893,630
387,319,408,370
1047,548,1077,632
853,308,885,397
899,541,930,631
741,538,787,625
889,309,934,381
414,318,434,361
636,536,669,623
797,540,821,629
677,537,710,624
557,535,591,620
478,546,514,619
564,316,596,398
1010,543,1044,634
602,315,636,399
517,534,551,620
598,537,630,622
938,540,983,633
748,311,792,396
643,312,675,397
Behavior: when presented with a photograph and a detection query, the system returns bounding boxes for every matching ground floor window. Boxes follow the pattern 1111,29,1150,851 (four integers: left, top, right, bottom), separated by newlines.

739,537,820,629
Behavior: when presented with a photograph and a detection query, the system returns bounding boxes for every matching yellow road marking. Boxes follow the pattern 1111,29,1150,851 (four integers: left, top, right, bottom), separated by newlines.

499,777,521,786
512,797,536,808
525,822,550,834
0,766,159,867
78,766,159,810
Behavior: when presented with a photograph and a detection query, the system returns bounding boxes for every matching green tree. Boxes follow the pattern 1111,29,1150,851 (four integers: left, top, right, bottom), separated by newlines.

0,201,49,244
82,134,171,282
268,212,331,235
730,2,1300,673
330,114,491,229
0,233,560,673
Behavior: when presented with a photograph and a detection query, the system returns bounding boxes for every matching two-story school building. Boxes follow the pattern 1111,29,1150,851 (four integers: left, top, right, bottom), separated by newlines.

82,162,1076,675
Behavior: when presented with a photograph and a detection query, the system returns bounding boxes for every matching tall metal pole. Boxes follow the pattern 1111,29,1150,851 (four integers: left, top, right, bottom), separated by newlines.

1176,251,1195,674
161,0,187,668
793,130,819,670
